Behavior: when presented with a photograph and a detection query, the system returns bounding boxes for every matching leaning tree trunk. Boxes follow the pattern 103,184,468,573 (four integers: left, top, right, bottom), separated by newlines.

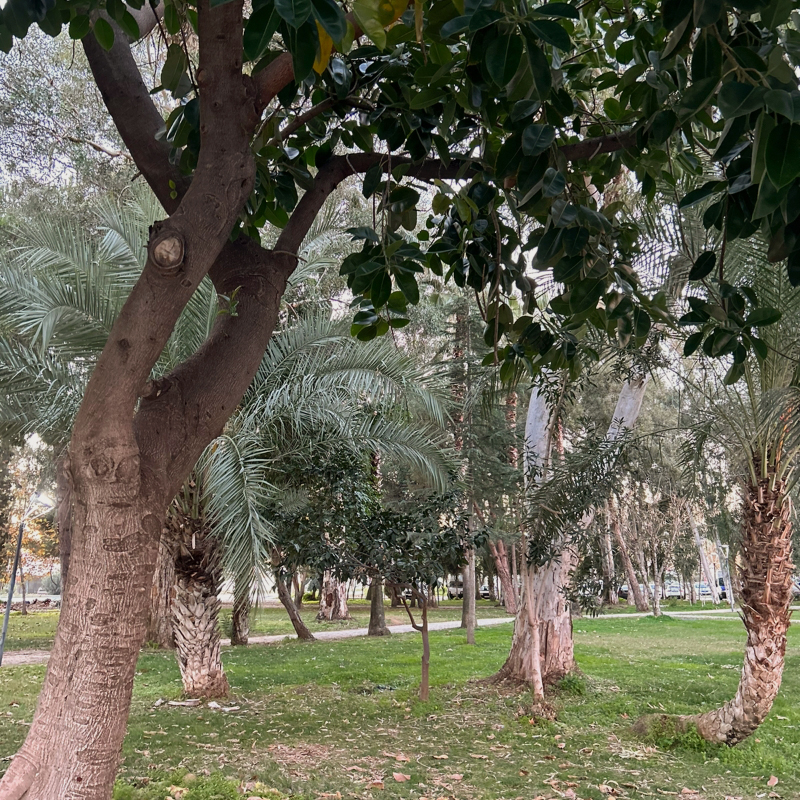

688,506,720,604
275,573,316,641
368,576,390,636
690,477,793,744
317,571,351,621
169,509,229,698
145,534,176,648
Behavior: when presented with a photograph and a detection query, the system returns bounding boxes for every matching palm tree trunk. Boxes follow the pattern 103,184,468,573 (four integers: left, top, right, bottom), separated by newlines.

368,575,390,636
691,477,793,744
146,535,176,648
169,512,229,698
317,571,350,620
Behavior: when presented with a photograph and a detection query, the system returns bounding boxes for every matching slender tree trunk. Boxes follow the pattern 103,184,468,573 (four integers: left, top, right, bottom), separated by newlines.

715,532,736,610
511,538,518,605
317,571,350,621
169,510,229,698
19,567,26,615
427,583,438,608
462,545,476,644
488,539,517,614
420,599,430,701
688,507,720,604
230,584,250,646
650,545,662,617
275,573,315,641
688,478,793,744
635,547,653,607
368,576,390,636
599,522,617,605
145,534,176,648
293,572,304,609
389,584,401,607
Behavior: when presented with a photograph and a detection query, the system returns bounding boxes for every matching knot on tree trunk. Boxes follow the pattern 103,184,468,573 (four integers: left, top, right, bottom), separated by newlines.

150,229,186,276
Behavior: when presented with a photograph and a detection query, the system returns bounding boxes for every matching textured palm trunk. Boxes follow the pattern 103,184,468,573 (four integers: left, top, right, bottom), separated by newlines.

317,571,350,621
145,535,176,648
368,576,390,636
488,539,517,614
169,511,229,698
691,478,793,745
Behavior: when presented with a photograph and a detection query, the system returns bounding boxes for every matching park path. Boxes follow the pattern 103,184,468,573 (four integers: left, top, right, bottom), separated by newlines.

4,606,798,668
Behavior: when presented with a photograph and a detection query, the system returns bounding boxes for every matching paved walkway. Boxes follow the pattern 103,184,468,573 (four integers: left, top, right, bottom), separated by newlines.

4,607,798,668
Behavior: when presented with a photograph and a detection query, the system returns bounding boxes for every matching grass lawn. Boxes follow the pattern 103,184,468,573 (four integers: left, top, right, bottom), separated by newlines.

1,615,798,800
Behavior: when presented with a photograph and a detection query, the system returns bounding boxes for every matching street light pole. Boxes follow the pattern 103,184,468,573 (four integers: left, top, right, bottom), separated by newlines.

0,520,26,667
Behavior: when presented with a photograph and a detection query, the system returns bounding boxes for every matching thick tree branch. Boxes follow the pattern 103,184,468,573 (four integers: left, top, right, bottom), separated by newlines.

559,129,638,161
83,28,185,212
72,0,255,485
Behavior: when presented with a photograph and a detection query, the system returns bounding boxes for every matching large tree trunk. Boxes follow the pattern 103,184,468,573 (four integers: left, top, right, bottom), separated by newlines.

368,576,390,636
609,497,648,612
145,534,176,648
168,507,229,698
275,571,315,641
317,571,350,620
488,539,517,614
690,477,793,745
495,376,649,688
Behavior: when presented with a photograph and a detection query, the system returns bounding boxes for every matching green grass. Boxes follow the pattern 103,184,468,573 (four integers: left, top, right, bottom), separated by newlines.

1,615,798,799
0,610,61,650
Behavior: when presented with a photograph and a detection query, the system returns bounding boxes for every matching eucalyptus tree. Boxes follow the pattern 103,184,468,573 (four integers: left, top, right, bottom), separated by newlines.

2,0,798,794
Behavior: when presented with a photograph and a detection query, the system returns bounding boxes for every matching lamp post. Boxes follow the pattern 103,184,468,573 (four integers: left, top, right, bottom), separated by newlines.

0,495,54,666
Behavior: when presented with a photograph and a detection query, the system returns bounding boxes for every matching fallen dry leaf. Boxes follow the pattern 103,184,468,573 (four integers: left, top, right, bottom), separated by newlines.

768,776,779,787
368,781,384,790
557,742,566,749
469,753,488,759
392,773,410,783
681,790,699,795
448,774,463,781
168,788,189,799
431,754,448,760
394,754,410,763
519,770,530,776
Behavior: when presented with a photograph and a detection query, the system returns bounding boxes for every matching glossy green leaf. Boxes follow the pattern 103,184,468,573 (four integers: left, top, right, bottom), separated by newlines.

68,14,91,39
688,250,716,280
92,17,114,50
275,0,311,28
765,123,800,188
311,0,346,41
693,0,722,27
526,19,571,51
745,307,781,327
486,34,523,86
523,35,552,99
371,271,392,308
717,82,765,118
533,3,579,19
676,77,718,121
678,180,726,209
691,32,721,82
661,0,692,29
521,124,555,157
244,3,282,60
683,331,704,356
395,271,420,304
542,167,565,197
161,43,187,93
164,1,181,34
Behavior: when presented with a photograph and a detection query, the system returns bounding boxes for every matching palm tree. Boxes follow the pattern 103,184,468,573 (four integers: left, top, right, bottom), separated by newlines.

668,248,800,744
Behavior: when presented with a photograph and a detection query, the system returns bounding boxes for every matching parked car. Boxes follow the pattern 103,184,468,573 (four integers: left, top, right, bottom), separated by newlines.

448,579,463,599
480,585,491,600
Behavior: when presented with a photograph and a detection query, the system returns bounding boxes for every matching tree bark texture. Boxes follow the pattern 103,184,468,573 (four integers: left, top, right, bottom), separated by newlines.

368,576,390,636
462,546,476,644
495,376,649,687
488,539,517,614
145,533,176,648
691,478,793,745
167,507,229,698
55,455,73,597
599,527,617,605
317,572,350,621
